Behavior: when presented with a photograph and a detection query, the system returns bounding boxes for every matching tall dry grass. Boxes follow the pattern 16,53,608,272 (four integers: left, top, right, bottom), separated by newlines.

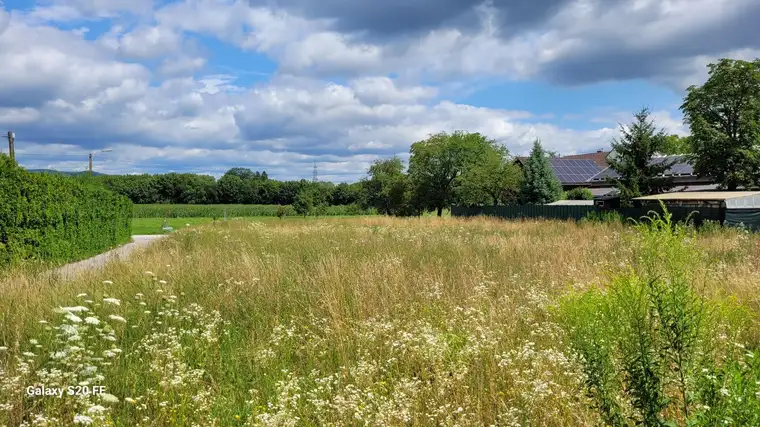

0,217,757,426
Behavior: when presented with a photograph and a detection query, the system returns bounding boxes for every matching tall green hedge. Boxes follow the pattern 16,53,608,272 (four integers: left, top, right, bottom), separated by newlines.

0,155,133,266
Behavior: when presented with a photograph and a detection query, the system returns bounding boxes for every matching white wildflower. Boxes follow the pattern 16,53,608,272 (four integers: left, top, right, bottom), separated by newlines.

159,280,167,285
76,293,87,298
73,414,93,425
66,313,83,323
103,280,113,285
108,315,126,323
103,298,121,306
100,393,119,403
720,388,730,396
38,320,47,324
145,271,155,276
57,306,89,313
103,350,117,358
22,352,35,357
29,339,38,345
87,405,106,414
84,317,100,325
0,346,7,351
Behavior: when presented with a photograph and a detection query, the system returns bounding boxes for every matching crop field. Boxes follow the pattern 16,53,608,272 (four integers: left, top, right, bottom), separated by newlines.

1,216,760,425
133,204,375,218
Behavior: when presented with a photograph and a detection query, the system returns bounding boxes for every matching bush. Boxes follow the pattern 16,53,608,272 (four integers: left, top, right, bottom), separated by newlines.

565,187,594,200
581,210,624,224
557,207,757,426
0,155,132,266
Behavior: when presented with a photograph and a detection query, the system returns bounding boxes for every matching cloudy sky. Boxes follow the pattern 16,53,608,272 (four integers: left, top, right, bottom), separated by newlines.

1,0,758,181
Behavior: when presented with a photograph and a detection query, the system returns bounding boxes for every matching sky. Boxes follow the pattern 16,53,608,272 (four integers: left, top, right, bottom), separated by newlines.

0,0,758,182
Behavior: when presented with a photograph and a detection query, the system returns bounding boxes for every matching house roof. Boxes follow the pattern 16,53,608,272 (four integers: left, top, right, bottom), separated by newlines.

589,155,695,182
550,158,603,184
634,191,760,202
558,150,610,168
546,200,595,206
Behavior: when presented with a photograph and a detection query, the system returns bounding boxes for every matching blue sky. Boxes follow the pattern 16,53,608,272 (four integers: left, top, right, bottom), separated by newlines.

0,0,758,181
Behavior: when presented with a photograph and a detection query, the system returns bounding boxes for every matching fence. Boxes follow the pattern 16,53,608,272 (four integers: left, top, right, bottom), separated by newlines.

451,205,724,226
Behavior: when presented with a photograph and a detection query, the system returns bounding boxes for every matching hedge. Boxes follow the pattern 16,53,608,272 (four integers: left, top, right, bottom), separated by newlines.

0,155,133,266
133,204,376,218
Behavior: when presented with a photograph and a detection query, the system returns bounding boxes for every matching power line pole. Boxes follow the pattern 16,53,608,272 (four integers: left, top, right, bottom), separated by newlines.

312,161,318,182
6,131,14,161
89,152,93,175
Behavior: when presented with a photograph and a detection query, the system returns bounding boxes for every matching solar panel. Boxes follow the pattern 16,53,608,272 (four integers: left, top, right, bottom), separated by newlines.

550,159,604,184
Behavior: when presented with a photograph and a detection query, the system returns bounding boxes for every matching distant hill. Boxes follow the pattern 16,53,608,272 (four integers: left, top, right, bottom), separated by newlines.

28,169,106,177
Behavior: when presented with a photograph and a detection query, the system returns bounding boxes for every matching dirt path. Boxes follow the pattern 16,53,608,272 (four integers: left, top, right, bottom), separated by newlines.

48,235,168,281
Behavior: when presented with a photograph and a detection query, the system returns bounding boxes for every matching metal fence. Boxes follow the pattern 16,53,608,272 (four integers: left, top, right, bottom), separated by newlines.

451,205,724,226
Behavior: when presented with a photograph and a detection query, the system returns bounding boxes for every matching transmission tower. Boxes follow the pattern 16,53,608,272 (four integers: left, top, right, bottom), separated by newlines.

312,161,318,182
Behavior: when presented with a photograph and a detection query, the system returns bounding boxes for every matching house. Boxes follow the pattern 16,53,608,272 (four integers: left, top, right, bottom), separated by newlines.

514,150,716,197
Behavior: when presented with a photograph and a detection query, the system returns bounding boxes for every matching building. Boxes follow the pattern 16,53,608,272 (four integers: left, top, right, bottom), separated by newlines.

514,151,715,197
634,191,760,230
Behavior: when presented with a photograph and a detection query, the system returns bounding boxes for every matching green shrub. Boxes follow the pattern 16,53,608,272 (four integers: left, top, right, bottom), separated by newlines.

0,154,132,267
132,204,375,218
565,187,594,200
557,206,758,426
581,210,625,224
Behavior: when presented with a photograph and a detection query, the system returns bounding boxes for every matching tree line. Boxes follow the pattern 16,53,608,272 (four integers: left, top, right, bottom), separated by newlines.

80,57,759,215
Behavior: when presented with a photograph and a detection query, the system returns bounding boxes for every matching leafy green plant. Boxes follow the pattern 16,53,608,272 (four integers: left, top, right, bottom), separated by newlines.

565,187,594,200
0,154,132,267
558,205,756,426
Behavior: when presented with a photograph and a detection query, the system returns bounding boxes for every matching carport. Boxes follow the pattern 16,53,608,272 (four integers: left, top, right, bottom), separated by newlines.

634,191,760,230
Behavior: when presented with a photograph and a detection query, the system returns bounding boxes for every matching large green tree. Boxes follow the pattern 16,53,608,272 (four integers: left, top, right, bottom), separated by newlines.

662,134,692,155
408,131,505,216
681,58,760,190
607,108,675,206
455,148,523,206
361,157,411,215
519,140,563,204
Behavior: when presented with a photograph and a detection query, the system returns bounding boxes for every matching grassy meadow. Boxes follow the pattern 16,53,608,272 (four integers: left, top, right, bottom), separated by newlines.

1,216,760,425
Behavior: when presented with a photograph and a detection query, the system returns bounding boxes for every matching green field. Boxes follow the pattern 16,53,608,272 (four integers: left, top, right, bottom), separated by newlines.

133,204,375,218
131,216,385,235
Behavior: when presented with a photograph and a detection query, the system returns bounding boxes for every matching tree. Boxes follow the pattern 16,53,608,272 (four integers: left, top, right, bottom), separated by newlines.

455,148,522,206
361,157,411,215
661,134,692,155
681,58,760,190
607,108,675,206
565,187,594,200
408,131,504,216
520,140,563,204
292,189,315,216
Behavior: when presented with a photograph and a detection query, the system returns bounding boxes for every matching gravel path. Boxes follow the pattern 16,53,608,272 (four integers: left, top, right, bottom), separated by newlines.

48,235,168,281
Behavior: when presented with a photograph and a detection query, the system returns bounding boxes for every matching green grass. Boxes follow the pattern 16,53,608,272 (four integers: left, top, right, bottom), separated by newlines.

132,216,385,235
133,204,376,218
130,218,215,235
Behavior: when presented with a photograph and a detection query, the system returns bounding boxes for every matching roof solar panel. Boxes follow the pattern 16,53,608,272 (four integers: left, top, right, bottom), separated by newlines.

550,158,604,183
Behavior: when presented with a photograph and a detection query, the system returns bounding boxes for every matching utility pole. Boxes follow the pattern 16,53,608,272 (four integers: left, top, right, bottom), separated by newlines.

6,131,14,161
89,149,113,175
312,161,318,182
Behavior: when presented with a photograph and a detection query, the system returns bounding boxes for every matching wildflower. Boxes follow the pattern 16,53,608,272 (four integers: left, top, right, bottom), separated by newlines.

84,317,100,325
145,271,155,276
125,397,136,404
103,298,121,306
57,306,89,313
73,414,93,425
66,313,83,323
108,315,126,323
38,320,48,324
77,293,87,298
60,324,78,335
22,352,35,357
87,405,106,414
720,388,730,396
0,346,7,351
29,339,38,345
100,393,119,403
103,280,113,285
159,280,167,285
103,350,117,358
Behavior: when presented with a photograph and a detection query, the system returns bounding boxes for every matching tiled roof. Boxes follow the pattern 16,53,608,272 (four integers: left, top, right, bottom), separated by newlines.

559,151,610,168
